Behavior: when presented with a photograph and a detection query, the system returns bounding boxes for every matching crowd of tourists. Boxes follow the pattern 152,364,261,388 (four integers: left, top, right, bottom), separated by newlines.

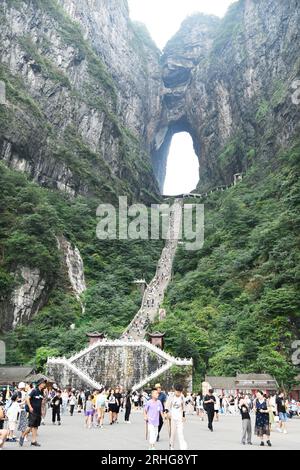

0,379,299,450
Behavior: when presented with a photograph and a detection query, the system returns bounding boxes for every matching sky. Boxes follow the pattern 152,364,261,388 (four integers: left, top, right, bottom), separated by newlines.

163,133,199,195
128,0,236,50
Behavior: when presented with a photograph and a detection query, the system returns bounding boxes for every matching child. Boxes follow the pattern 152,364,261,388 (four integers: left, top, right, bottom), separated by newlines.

165,385,188,450
144,389,164,451
239,398,252,445
84,395,94,429
6,393,20,442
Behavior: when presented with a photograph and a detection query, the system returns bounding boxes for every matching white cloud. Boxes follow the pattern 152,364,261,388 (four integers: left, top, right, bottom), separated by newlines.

128,0,236,49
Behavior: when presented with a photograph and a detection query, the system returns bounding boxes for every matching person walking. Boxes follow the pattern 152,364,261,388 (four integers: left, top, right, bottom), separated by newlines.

96,389,107,429
19,378,47,447
254,391,272,447
165,385,188,450
6,393,20,442
108,390,118,425
17,382,28,437
144,389,164,451
69,392,77,416
125,390,132,424
114,387,122,424
84,394,94,429
214,395,220,422
239,398,252,445
51,390,62,426
155,383,167,442
276,391,288,434
204,389,216,432
61,390,69,416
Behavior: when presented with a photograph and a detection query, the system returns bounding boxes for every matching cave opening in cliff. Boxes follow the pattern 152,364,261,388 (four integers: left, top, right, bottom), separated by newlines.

163,132,199,196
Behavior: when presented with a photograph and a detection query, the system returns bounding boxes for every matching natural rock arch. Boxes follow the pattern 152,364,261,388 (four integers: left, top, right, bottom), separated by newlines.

151,117,201,193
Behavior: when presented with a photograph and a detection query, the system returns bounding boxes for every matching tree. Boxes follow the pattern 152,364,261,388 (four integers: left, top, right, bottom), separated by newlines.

34,347,60,372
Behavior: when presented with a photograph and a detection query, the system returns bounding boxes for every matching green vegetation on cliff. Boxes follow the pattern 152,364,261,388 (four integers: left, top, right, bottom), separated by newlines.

0,163,163,365
153,141,300,389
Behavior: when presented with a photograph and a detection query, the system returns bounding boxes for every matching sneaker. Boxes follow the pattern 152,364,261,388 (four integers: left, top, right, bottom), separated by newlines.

267,440,272,447
260,442,265,447
283,430,287,434
31,442,41,447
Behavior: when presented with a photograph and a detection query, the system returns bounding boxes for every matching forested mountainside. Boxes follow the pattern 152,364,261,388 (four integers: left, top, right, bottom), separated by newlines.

0,0,299,386
153,141,300,388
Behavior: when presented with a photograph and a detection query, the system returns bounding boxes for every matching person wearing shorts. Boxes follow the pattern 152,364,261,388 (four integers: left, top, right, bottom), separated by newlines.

84,395,94,429
96,389,107,428
108,390,118,424
276,392,288,434
19,378,47,447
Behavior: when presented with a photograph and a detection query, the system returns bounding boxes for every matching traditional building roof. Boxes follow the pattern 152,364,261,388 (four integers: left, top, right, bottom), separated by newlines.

205,376,236,390
206,374,279,391
0,366,35,385
86,332,105,338
148,332,166,338
236,374,278,390
25,373,55,385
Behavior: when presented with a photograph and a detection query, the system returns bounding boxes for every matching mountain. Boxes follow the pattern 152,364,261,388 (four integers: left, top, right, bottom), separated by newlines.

153,0,300,190
0,0,299,385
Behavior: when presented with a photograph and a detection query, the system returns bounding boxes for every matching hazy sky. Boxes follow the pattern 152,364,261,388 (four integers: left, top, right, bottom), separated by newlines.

128,0,236,194
128,0,236,49
163,133,199,195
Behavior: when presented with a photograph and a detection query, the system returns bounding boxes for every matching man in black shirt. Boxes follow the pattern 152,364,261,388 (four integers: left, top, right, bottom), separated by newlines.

19,378,47,447
276,391,288,434
51,390,62,426
204,389,216,432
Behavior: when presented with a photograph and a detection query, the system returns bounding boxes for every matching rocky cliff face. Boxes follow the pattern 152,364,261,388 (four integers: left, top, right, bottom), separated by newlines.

57,236,86,313
1,0,299,331
1,266,48,330
152,0,300,190
0,0,162,200
0,0,163,329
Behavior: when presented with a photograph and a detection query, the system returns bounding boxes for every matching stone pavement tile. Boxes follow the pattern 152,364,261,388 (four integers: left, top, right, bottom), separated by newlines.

4,411,300,451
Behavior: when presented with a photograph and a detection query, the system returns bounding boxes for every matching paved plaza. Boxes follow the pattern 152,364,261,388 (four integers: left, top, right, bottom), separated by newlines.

4,410,300,451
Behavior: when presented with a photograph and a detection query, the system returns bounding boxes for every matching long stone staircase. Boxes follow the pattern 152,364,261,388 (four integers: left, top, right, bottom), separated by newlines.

48,339,192,391
121,199,183,340
47,199,193,391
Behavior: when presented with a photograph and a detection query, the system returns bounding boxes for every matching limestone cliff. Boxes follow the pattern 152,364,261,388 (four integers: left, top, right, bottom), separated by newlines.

152,0,300,191
1,0,300,332
0,0,162,200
